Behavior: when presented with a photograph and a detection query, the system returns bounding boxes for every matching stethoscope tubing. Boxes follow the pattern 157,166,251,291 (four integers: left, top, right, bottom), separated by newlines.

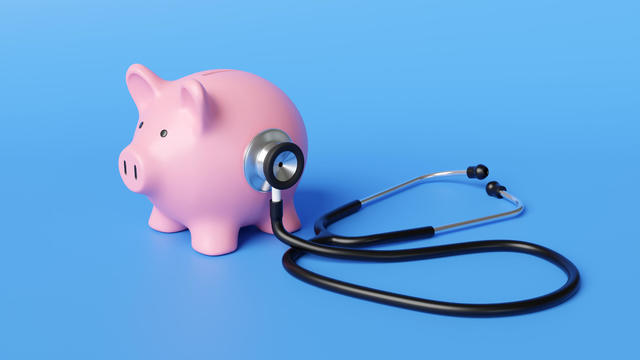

280,234,580,317
269,168,581,317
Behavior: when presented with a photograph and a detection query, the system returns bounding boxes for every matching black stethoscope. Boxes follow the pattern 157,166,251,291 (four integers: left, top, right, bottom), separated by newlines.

245,133,580,317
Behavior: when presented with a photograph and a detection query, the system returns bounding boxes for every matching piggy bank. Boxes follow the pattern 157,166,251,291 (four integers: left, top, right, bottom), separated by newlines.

118,64,307,255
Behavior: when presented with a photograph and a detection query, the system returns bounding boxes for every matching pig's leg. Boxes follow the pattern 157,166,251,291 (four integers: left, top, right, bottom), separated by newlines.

189,220,239,256
148,206,186,233
257,197,301,234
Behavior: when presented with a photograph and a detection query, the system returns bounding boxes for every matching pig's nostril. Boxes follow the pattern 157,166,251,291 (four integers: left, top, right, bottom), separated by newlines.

123,160,127,175
134,165,138,180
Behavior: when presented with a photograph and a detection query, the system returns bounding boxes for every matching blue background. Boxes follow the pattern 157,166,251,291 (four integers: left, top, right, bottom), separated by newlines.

1,0,638,358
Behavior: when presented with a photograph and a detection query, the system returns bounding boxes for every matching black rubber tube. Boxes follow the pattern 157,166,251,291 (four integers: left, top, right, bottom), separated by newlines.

271,200,580,317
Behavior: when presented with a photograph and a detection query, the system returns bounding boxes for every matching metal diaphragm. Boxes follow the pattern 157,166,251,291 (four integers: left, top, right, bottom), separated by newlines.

244,129,293,192
262,142,304,190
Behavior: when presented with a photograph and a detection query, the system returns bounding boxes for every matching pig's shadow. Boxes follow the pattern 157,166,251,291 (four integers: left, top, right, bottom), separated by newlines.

237,187,345,250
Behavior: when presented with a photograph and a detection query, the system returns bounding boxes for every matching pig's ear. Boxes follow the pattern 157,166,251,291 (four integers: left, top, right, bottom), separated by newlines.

180,78,211,132
126,64,162,110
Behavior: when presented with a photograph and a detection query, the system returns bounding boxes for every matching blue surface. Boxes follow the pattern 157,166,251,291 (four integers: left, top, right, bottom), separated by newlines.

1,0,639,358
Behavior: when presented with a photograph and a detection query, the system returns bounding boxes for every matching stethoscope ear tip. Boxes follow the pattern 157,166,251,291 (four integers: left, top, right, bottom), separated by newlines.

467,165,508,199
486,180,507,198
467,164,489,180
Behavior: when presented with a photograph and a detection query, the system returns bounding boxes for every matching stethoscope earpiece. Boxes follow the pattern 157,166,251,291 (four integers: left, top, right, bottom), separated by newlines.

466,164,489,179
486,180,507,198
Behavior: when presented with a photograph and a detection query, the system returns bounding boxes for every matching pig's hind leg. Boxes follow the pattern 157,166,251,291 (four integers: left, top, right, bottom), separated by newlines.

189,220,239,256
257,197,301,234
148,206,187,233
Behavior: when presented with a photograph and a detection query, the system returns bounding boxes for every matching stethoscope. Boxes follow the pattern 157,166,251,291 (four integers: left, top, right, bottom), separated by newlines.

244,131,580,317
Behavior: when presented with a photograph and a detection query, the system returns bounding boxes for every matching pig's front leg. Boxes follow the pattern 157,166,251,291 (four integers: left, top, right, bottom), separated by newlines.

189,220,239,256
257,197,301,234
148,206,187,233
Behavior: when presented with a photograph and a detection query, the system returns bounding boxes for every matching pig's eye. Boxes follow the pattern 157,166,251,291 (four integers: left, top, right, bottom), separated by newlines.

138,122,144,129
160,129,168,137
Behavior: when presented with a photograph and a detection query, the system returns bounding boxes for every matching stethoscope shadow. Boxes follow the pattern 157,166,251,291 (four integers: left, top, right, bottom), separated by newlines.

294,176,522,250
294,187,349,225
238,176,513,252
236,186,345,251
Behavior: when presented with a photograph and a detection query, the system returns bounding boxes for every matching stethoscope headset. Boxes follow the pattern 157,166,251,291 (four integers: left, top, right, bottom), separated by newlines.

244,129,580,317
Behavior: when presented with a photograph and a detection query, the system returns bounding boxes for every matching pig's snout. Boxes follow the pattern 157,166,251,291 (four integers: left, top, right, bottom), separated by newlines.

119,147,147,193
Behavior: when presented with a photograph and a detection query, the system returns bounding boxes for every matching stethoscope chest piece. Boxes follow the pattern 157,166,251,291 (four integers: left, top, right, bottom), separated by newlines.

244,129,302,192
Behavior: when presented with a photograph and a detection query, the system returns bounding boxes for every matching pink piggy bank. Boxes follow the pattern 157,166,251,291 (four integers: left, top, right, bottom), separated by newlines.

118,64,307,255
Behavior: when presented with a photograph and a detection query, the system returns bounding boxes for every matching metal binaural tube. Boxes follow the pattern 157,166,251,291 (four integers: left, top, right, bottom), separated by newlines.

358,169,525,234
433,190,524,234
360,170,467,205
